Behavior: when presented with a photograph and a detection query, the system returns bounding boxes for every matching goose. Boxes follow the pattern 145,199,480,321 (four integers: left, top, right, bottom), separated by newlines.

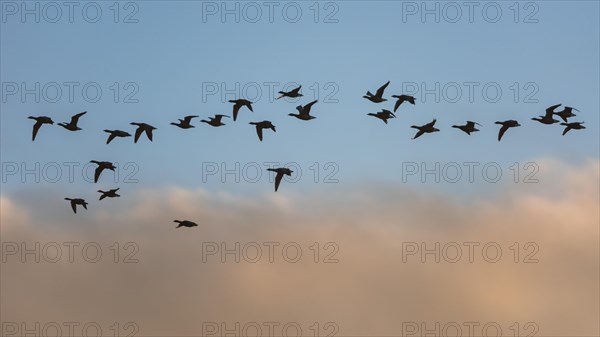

391,94,416,112
98,188,120,200
58,111,87,131
229,99,253,121
560,122,585,135
411,119,439,139
452,121,481,135
28,116,54,141
174,220,198,228
495,120,521,141
130,122,156,143
551,104,579,122
267,168,293,192
367,109,396,124
288,100,318,121
249,121,276,141
90,160,116,183
171,115,198,129
201,114,229,127
104,130,131,144
532,107,559,125
277,85,303,99
64,198,87,214
363,81,390,103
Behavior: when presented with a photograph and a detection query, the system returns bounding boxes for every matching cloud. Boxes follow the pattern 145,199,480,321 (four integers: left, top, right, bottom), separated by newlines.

1,158,598,336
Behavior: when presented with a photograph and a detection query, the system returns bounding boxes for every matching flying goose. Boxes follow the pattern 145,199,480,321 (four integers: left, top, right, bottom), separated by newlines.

551,104,579,123
495,120,521,141
452,121,481,135
130,122,156,143
411,119,440,139
64,198,88,214
98,188,120,200
277,85,303,99
90,160,116,183
229,99,253,121
104,129,131,144
367,109,396,124
267,167,293,192
532,107,559,125
363,81,390,103
28,116,54,141
560,121,585,135
174,220,198,228
249,121,276,141
288,100,318,121
58,111,87,131
171,115,199,129
392,94,416,112
201,114,229,127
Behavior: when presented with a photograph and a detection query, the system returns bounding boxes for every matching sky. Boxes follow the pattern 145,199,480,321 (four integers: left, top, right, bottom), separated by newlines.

1,1,599,336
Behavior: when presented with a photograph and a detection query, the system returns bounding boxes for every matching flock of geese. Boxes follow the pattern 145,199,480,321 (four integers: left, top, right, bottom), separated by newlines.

27,81,585,223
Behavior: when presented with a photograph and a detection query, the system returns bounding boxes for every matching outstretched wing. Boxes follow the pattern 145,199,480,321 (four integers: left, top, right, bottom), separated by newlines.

498,125,509,141
134,127,143,143
375,81,390,97
106,133,116,144
562,125,572,136
145,128,154,141
394,99,402,112
290,86,301,94
303,100,318,114
425,119,437,128
184,115,198,123
245,101,253,112
274,172,283,192
232,103,241,121
412,129,425,139
256,125,263,141
94,166,102,183
545,104,561,115
70,200,77,214
32,121,42,141
71,111,87,125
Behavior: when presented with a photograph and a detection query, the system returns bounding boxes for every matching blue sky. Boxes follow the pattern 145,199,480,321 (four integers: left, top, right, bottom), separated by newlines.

1,0,599,196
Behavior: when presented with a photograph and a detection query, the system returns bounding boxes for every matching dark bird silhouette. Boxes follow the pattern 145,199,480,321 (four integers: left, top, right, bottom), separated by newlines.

249,121,276,141
28,116,54,141
367,109,396,124
174,220,198,228
560,122,585,136
228,99,253,121
452,121,481,135
130,122,156,143
550,104,579,123
532,107,560,125
288,100,318,121
171,115,198,129
90,160,116,183
411,119,440,139
495,120,521,141
64,198,87,214
201,114,229,127
391,94,416,112
363,81,390,103
98,188,120,200
104,129,131,144
267,168,293,192
58,111,87,131
277,85,303,99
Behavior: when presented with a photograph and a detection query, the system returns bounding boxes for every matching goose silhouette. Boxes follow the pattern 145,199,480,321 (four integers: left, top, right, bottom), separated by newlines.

98,188,120,200
104,129,131,144
277,85,303,99
201,114,229,127
560,121,585,135
551,104,579,123
411,119,439,139
267,168,293,192
288,100,318,121
364,81,390,103
130,122,156,143
532,107,559,125
28,116,54,141
249,121,276,141
392,94,416,112
90,160,116,183
64,198,87,214
174,220,198,228
171,115,198,129
58,111,87,131
495,120,521,141
229,99,253,121
367,109,396,124
452,121,481,135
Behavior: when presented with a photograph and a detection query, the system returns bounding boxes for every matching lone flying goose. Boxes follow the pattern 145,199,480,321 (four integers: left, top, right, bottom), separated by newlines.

229,99,253,121
171,115,199,129
267,167,293,192
495,120,521,141
201,114,229,127
392,94,416,112
90,160,116,183
28,116,54,141
452,121,481,135
130,122,157,143
104,129,131,144
58,111,87,131
64,198,88,214
288,100,318,121
98,188,120,200
249,121,276,141
363,81,390,103
411,119,440,139
277,85,303,99
174,220,198,228
367,109,396,124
